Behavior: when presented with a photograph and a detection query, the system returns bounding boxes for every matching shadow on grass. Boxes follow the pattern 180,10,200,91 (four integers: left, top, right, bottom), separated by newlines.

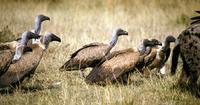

170,83,200,98
0,80,62,95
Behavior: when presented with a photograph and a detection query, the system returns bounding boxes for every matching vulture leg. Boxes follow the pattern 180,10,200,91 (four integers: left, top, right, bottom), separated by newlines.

117,73,129,85
121,73,129,85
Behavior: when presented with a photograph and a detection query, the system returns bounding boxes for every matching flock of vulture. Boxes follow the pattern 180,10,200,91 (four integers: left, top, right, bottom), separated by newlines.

0,11,200,96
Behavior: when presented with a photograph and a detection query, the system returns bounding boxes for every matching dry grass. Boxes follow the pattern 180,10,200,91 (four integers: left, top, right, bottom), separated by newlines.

0,0,200,105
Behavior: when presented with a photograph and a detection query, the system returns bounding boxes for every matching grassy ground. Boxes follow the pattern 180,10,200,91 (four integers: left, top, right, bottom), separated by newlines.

0,0,200,105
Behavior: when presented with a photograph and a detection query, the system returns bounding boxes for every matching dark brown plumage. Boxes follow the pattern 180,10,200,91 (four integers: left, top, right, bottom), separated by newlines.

60,42,110,70
0,50,13,76
0,32,61,88
0,31,40,76
142,36,176,76
85,39,162,85
59,28,128,77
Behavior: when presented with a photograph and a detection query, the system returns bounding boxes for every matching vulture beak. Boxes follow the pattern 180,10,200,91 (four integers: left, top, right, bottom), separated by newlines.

45,16,50,21
50,34,61,42
158,41,162,46
123,30,128,35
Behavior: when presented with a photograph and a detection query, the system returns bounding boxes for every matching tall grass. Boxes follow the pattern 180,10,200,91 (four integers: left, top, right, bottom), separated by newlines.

0,0,200,105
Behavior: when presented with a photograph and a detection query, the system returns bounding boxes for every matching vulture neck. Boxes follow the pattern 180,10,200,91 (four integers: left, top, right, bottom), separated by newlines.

161,41,170,52
34,20,42,35
138,40,147,54
12,35,29,61
109,32,119,48
31,43,45,59
107,32,119,54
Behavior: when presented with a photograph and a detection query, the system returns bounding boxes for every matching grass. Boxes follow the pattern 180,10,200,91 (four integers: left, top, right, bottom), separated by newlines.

0,0,200,105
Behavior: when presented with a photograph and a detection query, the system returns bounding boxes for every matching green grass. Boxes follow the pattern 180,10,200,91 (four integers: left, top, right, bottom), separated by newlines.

0,0,200,105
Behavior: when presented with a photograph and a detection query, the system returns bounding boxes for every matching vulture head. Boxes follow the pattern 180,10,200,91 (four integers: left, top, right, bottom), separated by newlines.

110,28,128,47
143,39,162,47
138,39,162,54
150,39,162,46
34,14,50,35
165,35,176,44
39,32,61,50
114,28,128,36
35,14,50,23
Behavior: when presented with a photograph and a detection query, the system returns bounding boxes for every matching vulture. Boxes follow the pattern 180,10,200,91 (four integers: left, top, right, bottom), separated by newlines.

85,39,162,85
142,35,176,76
59,28,128,77
0,31,40,76
0,32,61,88
17,14,50,45
171,11,200,97
32,14,50,35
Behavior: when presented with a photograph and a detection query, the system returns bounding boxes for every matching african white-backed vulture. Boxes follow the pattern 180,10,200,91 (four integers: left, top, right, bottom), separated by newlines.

0,31,40,76
0,32,61,88
141,35,176,76
59,28,128,77
85,39,162,85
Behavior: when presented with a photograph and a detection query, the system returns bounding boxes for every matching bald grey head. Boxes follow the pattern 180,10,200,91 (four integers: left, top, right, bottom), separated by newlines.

41,32,61,50
150,39,162,46
12,31,40,63
162,35,176,51
34,14,50,35
109,28,128,47
165,35,176,44
138,39,162,54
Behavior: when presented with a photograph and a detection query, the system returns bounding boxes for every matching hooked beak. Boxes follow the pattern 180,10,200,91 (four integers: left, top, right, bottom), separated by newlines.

42,16,50,21
46,17,50,21
158,41,162,46
123,31,128,35
51,34,61,42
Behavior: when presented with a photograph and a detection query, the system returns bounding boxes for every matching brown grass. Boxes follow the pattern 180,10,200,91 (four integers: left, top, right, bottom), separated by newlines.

0,0,200,105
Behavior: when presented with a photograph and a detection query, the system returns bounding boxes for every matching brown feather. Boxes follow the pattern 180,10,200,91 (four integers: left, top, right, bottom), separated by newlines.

0,41,18,50
0,50,14,76
141,46,168,76
0,44,43,88
85,48,142,84
143,46,159,67
0,41,18,76
59,42,110,70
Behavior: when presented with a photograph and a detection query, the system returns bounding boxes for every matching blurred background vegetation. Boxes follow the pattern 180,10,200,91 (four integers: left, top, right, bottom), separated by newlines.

0,0,200,105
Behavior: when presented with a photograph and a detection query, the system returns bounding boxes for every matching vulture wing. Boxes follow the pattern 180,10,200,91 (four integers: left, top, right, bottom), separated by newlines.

0,50,14,76
86,48,140,84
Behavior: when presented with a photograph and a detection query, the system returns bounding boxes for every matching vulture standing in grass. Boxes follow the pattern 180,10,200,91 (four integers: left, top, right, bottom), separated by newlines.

0,32,61,88
171,11,200,97
85,39,162,85
59,28,128,77
141,35,176,77
0,31,40,76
